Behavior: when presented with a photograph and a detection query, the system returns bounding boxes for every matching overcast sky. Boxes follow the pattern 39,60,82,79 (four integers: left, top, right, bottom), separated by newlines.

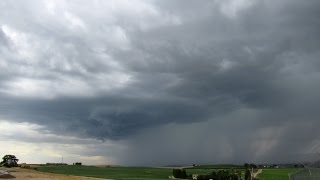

0,0,320,165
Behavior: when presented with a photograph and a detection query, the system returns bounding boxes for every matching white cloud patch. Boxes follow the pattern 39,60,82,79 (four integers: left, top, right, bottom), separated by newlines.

64,11,86,30
1,25,38,60
219,0,255,18
0,120,123,164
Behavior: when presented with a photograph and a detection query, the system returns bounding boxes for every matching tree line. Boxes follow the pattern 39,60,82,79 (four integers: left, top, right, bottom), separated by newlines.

173,168,242,180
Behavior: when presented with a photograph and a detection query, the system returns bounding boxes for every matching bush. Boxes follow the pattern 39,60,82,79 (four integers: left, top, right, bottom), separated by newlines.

197,174,211,180
172,169,188,179
21,165,31,169
245,169,251,180
195,170,241,180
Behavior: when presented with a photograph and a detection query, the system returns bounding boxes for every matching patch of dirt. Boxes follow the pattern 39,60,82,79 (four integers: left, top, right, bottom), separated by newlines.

0,168,110,180
252,169,262,179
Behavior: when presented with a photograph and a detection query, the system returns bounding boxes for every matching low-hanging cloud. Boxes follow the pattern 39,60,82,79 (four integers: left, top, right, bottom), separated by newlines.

1,0,320,165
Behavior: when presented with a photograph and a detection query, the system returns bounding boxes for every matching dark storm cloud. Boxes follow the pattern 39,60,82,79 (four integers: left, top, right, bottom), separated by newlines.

1,0,320,164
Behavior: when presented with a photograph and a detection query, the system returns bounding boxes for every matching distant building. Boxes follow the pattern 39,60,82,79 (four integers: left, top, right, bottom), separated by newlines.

273,165,279,168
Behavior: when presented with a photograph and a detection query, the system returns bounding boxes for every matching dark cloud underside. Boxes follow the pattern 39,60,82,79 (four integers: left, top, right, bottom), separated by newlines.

1,0,320,164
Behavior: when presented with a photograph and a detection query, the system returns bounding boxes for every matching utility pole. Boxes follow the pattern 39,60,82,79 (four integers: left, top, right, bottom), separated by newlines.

250,167,253,180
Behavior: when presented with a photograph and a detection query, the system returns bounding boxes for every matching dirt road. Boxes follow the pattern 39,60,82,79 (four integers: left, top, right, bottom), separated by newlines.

0,168,110,180
252,169,263,179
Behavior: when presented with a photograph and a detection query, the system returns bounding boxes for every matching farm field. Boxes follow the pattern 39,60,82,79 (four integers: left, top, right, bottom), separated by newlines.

185,165,245,178
0,167,107,180
258,168,300,180
37,165,172,180
37,165,243,180
187,164,244,169
35,165,302,180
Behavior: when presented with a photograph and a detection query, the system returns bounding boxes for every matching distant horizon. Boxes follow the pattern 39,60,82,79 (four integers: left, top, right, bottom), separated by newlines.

6,152,316,167
9,162,310,167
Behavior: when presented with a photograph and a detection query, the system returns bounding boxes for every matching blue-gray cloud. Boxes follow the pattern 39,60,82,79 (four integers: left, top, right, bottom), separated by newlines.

1,0,320,165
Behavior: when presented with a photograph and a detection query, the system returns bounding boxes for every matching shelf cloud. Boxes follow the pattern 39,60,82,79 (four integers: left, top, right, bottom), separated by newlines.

1,0,320,165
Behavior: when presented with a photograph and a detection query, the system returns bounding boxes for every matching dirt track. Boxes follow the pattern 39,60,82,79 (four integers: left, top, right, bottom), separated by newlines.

253,169,263,179
0,168,110,180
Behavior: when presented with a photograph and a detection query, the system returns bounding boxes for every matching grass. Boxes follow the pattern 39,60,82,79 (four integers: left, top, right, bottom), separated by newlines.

37,165,245,180
37,165,172,180
187,164,244,169
37,165,301,180
258,168,300,180
185,165,245,179
185,168,223,175
37,165,244,180
186,168,245,177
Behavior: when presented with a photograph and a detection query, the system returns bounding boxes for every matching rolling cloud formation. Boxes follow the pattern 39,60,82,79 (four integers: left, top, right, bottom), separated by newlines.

0,0,320,165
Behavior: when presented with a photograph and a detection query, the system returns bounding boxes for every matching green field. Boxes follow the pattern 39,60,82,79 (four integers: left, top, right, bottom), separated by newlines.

36,165,301,180
37,165,172,180
258,168,300,180
187,164,244,169
37,165,240,180
185,165,245,178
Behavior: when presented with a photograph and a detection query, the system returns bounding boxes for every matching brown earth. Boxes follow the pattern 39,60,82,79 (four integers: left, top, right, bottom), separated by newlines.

0,168,110,180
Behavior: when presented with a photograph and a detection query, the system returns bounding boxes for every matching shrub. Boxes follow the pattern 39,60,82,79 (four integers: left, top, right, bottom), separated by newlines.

245,169,251,180
172,169,188,179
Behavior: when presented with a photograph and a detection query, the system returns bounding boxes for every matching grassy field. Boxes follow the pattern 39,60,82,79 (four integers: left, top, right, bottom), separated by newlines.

185,165,245,178
37,165,242,180
37,165,172,180
36,165,301,180
187,164,244,169
258,168,300,180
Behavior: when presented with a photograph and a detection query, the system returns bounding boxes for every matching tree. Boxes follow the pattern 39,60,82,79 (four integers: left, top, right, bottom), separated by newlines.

249,163,257,169
211,171,217,179
172,169,182,178
244,163,249,169
245,169,251,180
217,170,229,179
1,155,19,167
181,169,187,179
172,169,188,179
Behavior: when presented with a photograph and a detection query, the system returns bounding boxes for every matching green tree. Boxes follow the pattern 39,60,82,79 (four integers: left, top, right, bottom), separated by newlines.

244,163,249,169
181,169,187,179
245,169,251,180
172,169,182,178
1,155,19,167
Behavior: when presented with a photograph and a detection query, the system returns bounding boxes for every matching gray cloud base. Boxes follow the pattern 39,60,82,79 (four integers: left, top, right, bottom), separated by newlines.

1,0,320,165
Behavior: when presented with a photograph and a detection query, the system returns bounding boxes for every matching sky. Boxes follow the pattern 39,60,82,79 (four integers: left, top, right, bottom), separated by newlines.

0,0,320,166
